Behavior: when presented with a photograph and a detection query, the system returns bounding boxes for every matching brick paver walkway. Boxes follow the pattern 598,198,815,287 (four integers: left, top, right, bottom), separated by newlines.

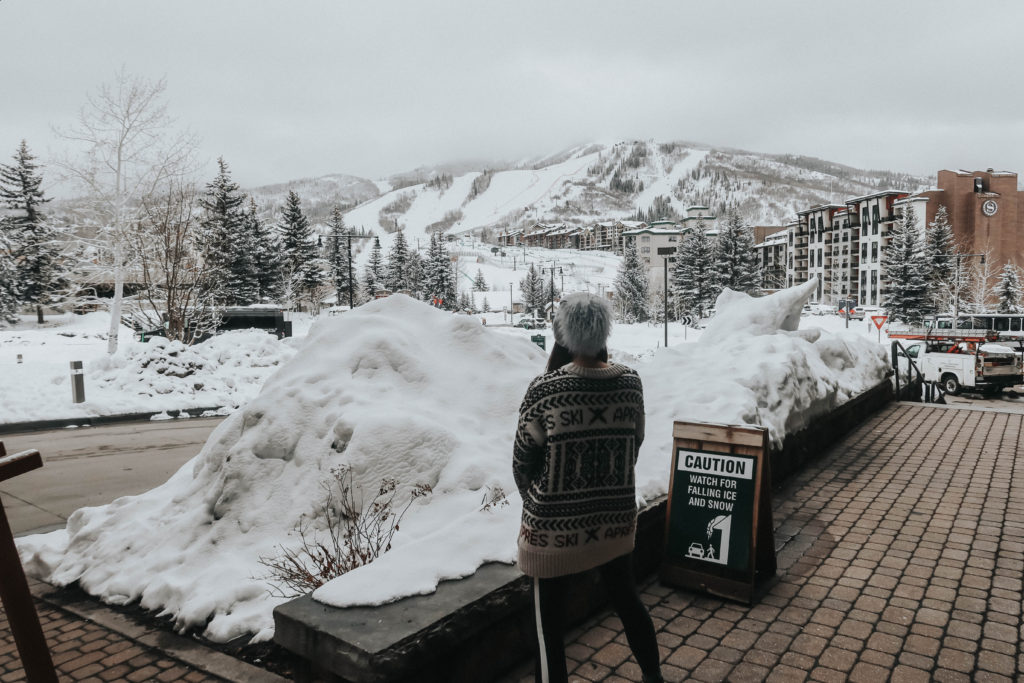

504,403,1024,682
0,592,222,682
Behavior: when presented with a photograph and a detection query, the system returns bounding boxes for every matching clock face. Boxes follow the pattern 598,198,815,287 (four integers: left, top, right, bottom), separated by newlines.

982,199,998,217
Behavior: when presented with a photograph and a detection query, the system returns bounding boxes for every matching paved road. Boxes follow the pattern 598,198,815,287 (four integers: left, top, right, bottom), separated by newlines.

0,418,225,536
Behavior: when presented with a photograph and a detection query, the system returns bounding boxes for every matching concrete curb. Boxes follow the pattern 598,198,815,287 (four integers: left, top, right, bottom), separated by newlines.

0,407,230,435
30,580,287,683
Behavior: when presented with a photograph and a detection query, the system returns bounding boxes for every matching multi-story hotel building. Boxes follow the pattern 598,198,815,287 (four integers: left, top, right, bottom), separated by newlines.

622,221,691,293
917,169,1024,271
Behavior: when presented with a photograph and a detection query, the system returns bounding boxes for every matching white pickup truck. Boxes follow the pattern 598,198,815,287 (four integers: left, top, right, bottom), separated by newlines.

903,340,1023,395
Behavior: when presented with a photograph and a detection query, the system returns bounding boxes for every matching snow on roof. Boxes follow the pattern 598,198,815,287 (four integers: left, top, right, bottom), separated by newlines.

623,227,688,236
845,189,909,204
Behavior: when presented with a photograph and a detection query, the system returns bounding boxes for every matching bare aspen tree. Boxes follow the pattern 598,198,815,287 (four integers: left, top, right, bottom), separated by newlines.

128,185,219,343
53,67,197,354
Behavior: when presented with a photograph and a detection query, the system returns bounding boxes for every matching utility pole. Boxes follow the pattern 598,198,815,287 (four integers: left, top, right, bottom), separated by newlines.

341,233,374,309
509,282,514,325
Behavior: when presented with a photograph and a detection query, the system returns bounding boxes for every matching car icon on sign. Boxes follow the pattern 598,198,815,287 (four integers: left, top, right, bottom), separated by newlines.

687,543,705,558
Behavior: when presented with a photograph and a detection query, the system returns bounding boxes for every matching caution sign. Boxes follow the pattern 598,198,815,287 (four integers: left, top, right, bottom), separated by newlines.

662,422,776,603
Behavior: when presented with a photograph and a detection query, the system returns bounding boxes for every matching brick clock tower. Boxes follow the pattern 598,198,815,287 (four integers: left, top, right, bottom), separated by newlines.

919,170,1024,270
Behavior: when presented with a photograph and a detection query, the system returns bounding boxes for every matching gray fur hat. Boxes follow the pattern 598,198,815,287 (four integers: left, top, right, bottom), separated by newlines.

553,293,613,357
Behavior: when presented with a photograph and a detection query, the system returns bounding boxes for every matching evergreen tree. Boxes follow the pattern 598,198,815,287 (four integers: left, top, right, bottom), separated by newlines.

673,220,719,318
519,264,546,316
245,198,283,303
0,229,21,324
384,230,410,291
326,206,353,306
406,249,424,297
482,297,491,313
424,233,456,309
0,140,60,320
277,191,323,305
199,158,251,303
459,290,472,311
473,268,488,292
881,205,930,323
924,205,955,312
614,241,650,322
995,263,1023,313
364,235,384,294
714,212,760,294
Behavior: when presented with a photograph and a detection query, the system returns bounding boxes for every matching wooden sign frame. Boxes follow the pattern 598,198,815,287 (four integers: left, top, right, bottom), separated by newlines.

660,421,776,603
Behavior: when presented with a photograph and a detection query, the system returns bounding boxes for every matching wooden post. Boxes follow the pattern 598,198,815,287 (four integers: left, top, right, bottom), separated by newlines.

0,442,58,682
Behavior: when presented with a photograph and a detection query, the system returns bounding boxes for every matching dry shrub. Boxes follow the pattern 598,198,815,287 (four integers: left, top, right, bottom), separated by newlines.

258,465,431,597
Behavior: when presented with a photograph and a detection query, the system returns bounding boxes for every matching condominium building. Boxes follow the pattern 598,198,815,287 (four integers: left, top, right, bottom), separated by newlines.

622,221,690,292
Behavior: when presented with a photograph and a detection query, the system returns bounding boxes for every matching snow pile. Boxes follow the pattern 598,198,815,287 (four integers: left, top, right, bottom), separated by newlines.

88,331,294,402
19,295,544,642
0,319,297,423
19,287,889,640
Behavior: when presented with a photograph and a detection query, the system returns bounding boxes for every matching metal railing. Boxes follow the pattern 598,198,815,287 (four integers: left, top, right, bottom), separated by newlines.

891,340,945,403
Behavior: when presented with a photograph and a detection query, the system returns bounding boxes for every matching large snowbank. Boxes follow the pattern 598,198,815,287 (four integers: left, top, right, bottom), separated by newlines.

18,296,544,642
19,285,889,642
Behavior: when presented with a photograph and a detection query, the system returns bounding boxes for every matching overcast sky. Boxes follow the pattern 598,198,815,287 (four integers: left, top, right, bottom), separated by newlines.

2,1,1023,192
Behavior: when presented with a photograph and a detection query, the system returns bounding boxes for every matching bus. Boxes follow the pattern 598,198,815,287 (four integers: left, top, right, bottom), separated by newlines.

929,314,1024,346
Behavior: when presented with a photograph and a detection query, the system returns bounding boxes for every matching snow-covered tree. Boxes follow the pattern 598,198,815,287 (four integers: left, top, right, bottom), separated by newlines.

277,191,324,307
326,207,353,306
0,140,61,322
53,68,197,354
424,233,456,309
881,205,930,323
995,263,1023,313
714,212,760,294
473,269,488,292
0,230,21,324
364,235,384,295
458,290,472,311
406,249,424,297
384,230,410,292
245,198,283,303
615,241,649,322
482,297,491,313
924,205,955,312
199,158,253,304
672,219,718,318
519,264,545,316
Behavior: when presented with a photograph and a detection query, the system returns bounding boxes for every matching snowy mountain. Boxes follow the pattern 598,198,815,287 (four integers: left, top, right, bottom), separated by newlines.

244,140,930,238
246,173,380,224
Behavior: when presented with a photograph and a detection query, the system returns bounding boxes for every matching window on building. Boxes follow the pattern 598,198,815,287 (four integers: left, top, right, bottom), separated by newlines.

641,246,650,254
861,271,867,290
817,249,823,267
668,236,677,242
641,235,650,243
871,243,878,262
872,206,879,234
861,243,867,259
861,207,868,235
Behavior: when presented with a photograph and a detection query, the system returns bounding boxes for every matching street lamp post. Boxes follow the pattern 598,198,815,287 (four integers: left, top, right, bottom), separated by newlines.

509,282,514,325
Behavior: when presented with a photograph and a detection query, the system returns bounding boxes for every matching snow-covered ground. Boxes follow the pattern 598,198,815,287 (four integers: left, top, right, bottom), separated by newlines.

18,281,890,644
0,312,305,424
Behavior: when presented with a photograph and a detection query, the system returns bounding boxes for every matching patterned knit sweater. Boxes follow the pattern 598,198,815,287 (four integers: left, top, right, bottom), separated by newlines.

513,362,645,578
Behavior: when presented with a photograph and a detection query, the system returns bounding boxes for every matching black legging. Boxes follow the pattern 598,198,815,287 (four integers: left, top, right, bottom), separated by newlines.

533,553,661,683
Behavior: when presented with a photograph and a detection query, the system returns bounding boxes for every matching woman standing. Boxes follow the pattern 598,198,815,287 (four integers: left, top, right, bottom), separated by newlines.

513,293,663,683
